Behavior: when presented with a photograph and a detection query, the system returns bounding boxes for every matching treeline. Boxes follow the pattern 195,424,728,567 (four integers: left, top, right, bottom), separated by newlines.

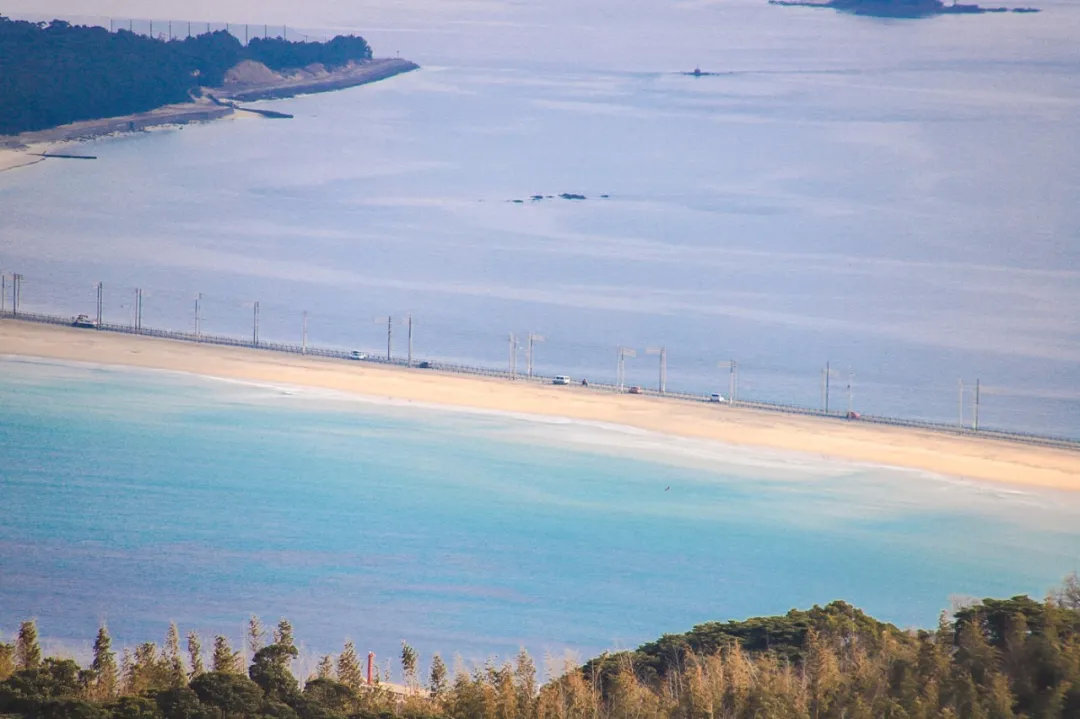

0,17,373,135
2,575,1080,718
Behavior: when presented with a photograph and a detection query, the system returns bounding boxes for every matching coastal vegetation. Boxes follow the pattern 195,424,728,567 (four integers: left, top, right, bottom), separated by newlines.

0,17,373,135
2,575,1080,718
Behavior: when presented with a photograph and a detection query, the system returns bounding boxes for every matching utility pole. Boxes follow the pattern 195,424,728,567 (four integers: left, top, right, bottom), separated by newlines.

194,293,201,339
825,360,831,414
386,316,393,360
134,287,142,329
245,24,249,44
508,333,518,378
13,273,20,316
646,347,666,393
187,21,191,38
1,274,5,313
96,282,103,328
973,378,981,431
252,301,260,347
617,346,636,390
407,314,413,367
264,24,268,39
301,311,308,354
526,333,544,378
730,360,738,404
958,379,964,428
842,369,851,414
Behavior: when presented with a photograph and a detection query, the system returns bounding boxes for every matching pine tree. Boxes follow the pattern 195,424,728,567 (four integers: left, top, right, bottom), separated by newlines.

162,623,186,688
127,641,160,695
429,653,448,699
1055,572,1080,611
247,615,265,661
805,627,841,719
90,624,118,700
337,641,363,690
315,654,335,680
15,620,41,669
0,642,14,681
274,619,295,650
514,647,537,719
401,640,418,690
187,631,205,679
212,635,241,674
119,648,133,694
492,662,519,719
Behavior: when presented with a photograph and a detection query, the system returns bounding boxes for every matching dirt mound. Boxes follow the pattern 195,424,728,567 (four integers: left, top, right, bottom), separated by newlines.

224,60,282,86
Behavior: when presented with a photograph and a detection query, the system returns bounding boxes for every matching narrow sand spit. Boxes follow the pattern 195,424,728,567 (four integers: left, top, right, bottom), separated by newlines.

1,319,1077,489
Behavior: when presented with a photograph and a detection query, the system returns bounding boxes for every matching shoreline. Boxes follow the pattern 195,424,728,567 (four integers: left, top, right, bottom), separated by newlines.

2,319,1078,491
0,58,418,172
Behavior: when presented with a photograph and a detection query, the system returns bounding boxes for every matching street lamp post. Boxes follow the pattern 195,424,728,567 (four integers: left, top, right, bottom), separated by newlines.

616,346,636,390
718,360,738,404
527,333,545,378
645,346,667,393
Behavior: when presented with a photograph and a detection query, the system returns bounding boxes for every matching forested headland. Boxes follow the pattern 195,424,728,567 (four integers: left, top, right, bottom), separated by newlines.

0,17,375,136
3,575,1080,718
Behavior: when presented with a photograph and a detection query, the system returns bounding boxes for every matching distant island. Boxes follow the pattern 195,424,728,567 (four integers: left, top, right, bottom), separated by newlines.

0,17,418,139
769,0,1039,17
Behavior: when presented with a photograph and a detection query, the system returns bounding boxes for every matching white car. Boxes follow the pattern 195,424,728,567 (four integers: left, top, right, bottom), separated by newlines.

709,393,727,403
552,375,571,385
349,351,367,360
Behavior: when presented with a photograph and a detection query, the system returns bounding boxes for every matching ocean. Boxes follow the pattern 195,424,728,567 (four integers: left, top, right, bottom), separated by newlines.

1,356,1078,666
1,0,1079,671
2,0,1079,437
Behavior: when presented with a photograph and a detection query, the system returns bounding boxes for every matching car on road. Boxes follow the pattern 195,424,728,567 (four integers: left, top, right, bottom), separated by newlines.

71,314,97,328
348,350,367,360
709,393,726,403
552,375,571,385
628,385,642,394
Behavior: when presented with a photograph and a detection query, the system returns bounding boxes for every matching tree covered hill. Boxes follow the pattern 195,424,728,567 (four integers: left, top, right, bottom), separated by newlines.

2,575,1080,718
0,17,374,135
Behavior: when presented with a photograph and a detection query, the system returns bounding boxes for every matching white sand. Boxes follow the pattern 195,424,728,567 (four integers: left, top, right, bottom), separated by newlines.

1,319,1078,490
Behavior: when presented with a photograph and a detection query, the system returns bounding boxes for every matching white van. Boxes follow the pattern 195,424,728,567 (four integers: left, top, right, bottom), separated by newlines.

552,375,571,385
709,393,726,403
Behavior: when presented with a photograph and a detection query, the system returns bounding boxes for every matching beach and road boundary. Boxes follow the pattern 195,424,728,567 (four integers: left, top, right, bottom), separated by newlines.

2,314,1078,491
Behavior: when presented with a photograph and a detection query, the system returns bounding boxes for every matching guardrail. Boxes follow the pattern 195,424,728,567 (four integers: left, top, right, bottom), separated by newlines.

3,308,1079,453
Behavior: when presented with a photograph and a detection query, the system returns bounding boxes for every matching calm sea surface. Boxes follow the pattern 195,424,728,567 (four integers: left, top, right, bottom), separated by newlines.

2,0,1079,436
1,357,1079,664
1,0,1079,669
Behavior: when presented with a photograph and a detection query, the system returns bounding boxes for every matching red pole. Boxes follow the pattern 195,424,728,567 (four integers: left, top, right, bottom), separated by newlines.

366,652,374,685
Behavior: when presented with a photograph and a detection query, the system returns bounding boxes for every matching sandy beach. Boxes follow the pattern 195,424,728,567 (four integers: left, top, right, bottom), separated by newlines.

1,319,1077,490
0,144,51,172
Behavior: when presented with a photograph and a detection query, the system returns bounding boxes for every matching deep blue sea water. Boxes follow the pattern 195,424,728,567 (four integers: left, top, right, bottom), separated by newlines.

2,356,1078,668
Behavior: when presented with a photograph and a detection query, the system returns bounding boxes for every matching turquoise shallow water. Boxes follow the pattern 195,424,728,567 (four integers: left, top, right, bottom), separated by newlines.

1,356,1078,667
